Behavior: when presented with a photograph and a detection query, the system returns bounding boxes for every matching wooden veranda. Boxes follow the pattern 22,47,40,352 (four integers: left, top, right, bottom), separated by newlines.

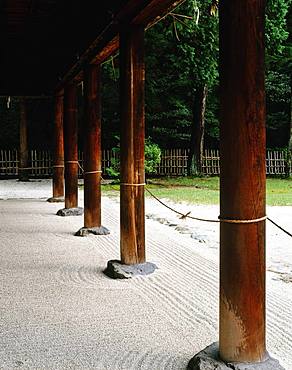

0,0,285,368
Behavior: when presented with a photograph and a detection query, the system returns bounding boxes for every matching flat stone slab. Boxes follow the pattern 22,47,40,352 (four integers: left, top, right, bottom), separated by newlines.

47,196,64,203
75,226,110,237
188,343,285,370
104,260,158,279
56,207,84,217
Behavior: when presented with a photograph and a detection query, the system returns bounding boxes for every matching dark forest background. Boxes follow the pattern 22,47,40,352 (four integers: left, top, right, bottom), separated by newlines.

0,0,291,169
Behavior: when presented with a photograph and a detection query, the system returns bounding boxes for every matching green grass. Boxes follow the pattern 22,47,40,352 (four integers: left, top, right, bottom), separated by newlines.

266,178,292,206
100,176,292,206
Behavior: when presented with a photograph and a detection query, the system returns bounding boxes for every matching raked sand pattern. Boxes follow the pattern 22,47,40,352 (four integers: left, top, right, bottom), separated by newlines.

0,180,291,370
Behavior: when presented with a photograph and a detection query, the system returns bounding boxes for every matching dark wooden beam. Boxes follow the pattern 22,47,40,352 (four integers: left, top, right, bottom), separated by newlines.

132,0,184,27
219,0,266,363
56,0,185,91
120,25,145,265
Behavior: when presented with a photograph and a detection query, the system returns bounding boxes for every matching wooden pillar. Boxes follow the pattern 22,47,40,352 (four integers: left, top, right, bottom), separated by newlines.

19,97,29,181
83,65,102,228
49,93,64,201
74,65,109,234
63,83,78,209
219,0,266,363
120,25,145,265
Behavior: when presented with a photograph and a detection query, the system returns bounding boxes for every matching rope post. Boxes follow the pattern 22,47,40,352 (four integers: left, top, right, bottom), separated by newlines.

120,25,146,265
219,0,266,364
104,27,157,278
189,3,285,366
63,83,78,209
75,64,109,236
52,93,64,200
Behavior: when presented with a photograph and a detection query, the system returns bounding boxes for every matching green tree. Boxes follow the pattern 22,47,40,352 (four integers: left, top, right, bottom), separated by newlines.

174,0,219,174
266,0,292,158
101,0,291,172
145,0,219,175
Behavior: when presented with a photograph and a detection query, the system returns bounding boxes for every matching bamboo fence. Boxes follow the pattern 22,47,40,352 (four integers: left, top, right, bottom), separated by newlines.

0,148,290,177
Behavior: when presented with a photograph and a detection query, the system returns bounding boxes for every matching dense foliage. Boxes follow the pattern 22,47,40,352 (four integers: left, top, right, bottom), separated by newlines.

0,0,291,158
106,138,161,178
100,0,291,154
266,0,292,148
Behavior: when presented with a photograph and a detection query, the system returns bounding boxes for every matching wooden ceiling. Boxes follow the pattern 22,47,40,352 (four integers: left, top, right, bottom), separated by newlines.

0,0,127,95
0,0,184,96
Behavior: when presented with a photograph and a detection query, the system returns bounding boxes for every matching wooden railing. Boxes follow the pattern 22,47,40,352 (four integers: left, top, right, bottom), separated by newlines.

0,148,290,177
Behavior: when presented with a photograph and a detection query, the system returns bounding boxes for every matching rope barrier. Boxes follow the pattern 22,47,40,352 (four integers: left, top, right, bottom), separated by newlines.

84,170,102,175
218,215,267,224
20,167,55,170
145,187,219,223
64,161,84,174
77,162,84,173
145,186,292,237
121,183,146,186
267,217,292,238
63,161,106,181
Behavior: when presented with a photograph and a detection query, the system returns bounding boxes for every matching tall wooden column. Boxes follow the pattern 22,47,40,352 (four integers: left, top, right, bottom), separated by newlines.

64,83,78,209
19,97,29,182
57,82,83,216
75,65,109,236
189,1,284,368
219,0,266,363
120,26,145,265
104,25,157,278
48,93,64,202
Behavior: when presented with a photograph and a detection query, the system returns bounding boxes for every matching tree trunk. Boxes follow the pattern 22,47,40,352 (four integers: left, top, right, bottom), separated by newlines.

187,84,208,176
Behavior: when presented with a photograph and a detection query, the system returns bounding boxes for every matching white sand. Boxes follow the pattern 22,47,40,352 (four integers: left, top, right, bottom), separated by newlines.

0,179,291,369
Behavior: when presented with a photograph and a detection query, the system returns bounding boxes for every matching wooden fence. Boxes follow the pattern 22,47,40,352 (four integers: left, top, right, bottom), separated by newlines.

159,149,290,176
0,149,290,177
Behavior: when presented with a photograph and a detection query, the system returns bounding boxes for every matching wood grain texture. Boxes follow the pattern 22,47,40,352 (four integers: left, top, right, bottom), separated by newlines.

120,26,145,265
63,83,78,209
219,0,266,363
83,65,102,228
52,94,64,198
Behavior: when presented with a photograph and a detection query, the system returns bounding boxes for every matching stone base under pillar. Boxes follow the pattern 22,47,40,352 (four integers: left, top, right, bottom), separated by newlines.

188,343,285,370
47,196,64,203
104,260,158,279
56,207,84,216
75,226,110,237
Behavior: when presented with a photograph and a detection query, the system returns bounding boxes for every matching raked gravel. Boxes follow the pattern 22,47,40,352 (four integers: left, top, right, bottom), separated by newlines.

0,179,291,370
